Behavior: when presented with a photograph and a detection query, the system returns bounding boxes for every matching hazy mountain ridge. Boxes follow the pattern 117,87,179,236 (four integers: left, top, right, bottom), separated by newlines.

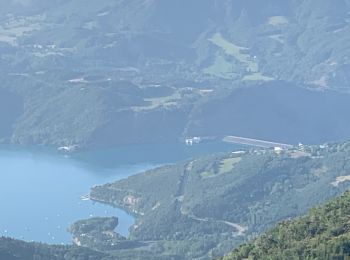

1,0,350,148
4,0,350,84
2,2,350,259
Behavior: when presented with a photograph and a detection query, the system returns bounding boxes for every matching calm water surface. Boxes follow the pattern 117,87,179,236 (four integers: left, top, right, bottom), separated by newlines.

0,142,238,244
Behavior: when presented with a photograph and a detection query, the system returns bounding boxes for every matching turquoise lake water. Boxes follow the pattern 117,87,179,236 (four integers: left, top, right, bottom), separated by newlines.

0,141,239,244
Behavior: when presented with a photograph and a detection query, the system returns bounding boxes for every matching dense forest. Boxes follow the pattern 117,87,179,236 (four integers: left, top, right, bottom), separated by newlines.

0,237,111,260
224,190,350,259
0,237,178,260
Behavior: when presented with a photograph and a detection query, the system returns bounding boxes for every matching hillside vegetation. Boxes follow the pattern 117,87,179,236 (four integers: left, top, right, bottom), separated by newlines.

0,237,111,260
2,0,350,147
89,141,350,258
0,237,173,260
224,190,350,260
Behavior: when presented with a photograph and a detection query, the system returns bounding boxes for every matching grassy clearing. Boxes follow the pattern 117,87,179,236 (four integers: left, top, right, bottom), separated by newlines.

209,33,250,63
243,72,274,82
0,16,42,45
201,157,242,178
200,171,214,179
268,16,289,26
219,157,242,174
203,55,238,79
131,92,181,111
269,34,285,44
205,33,273,81
0,35,16,45
209,33,258,73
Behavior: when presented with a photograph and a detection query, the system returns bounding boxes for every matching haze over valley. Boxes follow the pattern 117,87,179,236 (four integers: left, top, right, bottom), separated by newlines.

2,1,350,259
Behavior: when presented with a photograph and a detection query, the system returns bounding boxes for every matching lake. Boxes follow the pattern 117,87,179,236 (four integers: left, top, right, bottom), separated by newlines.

0,141,238,244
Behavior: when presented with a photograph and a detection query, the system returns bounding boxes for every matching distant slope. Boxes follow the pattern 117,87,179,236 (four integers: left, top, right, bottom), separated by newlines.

0,89,23,141
186,82,350,145
0,237,111,260
1,0,350,148
0,237,176,260
224,190,350,260
90,141,350,258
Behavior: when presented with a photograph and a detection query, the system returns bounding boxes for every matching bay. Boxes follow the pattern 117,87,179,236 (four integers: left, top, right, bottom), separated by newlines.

0,141,238,244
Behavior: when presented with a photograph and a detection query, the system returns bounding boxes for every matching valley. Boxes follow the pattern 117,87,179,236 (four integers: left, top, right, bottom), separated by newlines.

1,1,350,259
0,141,236,245
1,0,350,150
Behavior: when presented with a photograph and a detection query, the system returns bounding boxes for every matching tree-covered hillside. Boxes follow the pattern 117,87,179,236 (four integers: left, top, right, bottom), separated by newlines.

89,141,350,258
0,237,111,260
0,236,174,260
224,190,350,260
1,0,350,148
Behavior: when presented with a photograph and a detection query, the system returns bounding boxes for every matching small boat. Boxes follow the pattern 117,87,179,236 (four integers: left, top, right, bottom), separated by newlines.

80,195,90,201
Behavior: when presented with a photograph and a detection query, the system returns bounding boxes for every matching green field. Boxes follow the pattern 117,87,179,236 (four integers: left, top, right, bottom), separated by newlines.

268,16,289,26
219,157,242,174
205,33,273,81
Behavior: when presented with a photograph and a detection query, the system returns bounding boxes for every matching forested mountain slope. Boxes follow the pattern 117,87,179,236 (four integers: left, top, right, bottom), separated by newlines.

89,141,350,258
0,237,111,260
224,190,350,260
1,0,350,148
0,236,173,260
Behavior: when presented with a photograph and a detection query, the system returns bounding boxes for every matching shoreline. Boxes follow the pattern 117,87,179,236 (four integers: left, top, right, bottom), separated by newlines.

0,141,239,244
